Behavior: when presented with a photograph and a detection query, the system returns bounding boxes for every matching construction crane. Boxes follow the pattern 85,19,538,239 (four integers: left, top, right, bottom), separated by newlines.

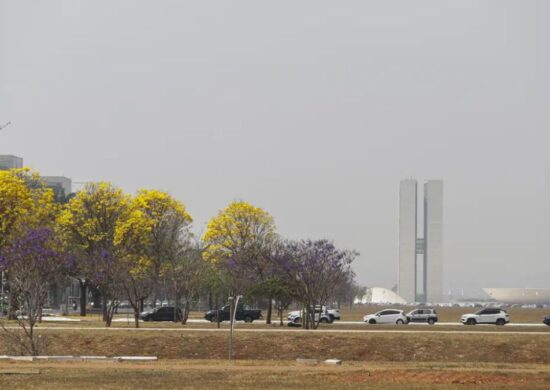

0,122,11,131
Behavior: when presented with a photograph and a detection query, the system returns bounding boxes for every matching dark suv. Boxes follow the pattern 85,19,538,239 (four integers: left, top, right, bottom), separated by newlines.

140,306,182,322
406,308,438,325
204,304,262,323
543,315,550,326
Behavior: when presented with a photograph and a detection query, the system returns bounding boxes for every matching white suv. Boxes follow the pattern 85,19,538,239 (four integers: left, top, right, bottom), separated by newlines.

363,309,408,325
461,308,510,325
287,306,333,325
326,308,340,321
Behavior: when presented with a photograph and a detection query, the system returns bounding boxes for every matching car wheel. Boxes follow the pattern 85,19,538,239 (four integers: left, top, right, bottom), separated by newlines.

496,318,505,326
396,319,404,325
320,317,329,324
428,318,435,325
244,316,253,323
466,318,476,325
368,319,376,324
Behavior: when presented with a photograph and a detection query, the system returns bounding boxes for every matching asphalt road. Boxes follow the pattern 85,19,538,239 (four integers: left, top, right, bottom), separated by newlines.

114,318,548,327
31,315,549,328
5,325,550,336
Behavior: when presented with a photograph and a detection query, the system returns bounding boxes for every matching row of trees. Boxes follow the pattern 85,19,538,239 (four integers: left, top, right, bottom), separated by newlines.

0,168,359,354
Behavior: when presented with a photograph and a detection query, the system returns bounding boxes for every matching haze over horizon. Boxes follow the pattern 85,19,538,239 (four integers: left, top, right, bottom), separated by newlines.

1,1,548,297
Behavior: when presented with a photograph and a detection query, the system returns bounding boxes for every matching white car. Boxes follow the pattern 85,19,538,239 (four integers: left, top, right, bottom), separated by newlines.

288,306,333,325
363,309,408,325
461,308,510,325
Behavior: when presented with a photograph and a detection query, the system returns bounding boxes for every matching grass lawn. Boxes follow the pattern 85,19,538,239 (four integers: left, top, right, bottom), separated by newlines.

1,360,550,389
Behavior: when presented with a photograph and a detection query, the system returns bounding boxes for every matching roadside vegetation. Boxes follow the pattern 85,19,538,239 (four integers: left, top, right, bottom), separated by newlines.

0,168,360,355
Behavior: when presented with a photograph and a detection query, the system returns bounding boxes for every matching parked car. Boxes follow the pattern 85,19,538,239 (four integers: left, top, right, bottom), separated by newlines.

139,306,182,322
406,308,438,325
543,315,550,326
363,309,408,325
204,305,262,323
287,306,333,326
461,308,509,325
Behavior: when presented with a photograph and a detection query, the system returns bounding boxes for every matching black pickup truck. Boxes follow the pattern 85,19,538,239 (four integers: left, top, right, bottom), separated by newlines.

204,305,262,323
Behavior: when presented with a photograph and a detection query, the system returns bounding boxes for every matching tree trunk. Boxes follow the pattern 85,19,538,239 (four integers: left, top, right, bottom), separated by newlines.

152,289,157,309
105,305,114,327
266,297,272,324
139,298,144,313
102,295,108,322
79,280,87,317
182,300,190,325
134,308,140,328
278,307,283,326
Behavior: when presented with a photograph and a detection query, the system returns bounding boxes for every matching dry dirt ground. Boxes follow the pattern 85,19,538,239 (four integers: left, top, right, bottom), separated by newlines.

1,360,549,389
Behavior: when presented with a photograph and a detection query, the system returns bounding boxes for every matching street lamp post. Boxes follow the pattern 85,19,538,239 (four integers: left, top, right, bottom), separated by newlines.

228,295,243,360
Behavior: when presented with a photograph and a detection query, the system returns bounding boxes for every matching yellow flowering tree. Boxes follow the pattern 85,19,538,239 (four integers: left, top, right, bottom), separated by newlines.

114,189,192,326
57,182,129,323
0,169,57,248
203,201,278,320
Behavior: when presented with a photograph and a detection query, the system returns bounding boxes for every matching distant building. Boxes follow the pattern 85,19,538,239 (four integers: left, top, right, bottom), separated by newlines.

0,155,23,170
424,180,444,303
356,287,407,305
42,176,72,200
398,179,417,303
398,179,444,303
483,288,550,305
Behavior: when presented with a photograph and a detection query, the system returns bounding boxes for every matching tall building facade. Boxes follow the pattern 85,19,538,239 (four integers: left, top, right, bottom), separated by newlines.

0,155,23,170
0,155,73,200
398,179,418,303
42,176,72,200
398,179,444,303
424,180,443,303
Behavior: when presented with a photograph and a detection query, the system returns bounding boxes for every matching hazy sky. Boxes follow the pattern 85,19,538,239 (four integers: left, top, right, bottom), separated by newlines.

1,1,548,296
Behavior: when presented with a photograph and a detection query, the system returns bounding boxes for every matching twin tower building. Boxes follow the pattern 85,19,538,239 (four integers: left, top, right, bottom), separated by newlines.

399,179,443,303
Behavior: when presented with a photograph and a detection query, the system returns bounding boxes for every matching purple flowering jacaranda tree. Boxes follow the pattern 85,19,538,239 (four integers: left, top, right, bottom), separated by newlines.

0,228,72,355
271,239,357,329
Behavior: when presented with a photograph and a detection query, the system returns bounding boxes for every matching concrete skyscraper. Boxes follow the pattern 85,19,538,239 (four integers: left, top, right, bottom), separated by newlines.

398,179,444,303
398,179,418,303
424,180,443,303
